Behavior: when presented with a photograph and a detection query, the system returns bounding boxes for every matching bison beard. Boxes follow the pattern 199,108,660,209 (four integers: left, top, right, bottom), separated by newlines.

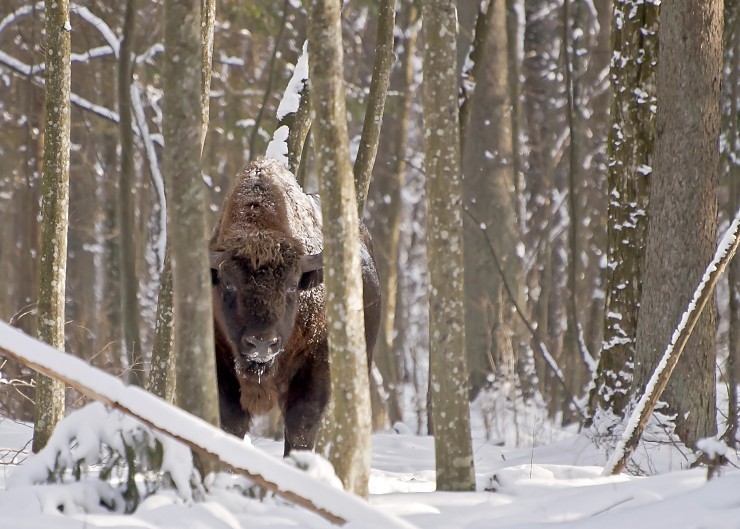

209,158,381,456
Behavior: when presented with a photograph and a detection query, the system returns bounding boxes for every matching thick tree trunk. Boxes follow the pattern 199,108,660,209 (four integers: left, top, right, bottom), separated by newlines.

307,0,372,498
33,0,71,452
422,0,476,492
633,0,723,446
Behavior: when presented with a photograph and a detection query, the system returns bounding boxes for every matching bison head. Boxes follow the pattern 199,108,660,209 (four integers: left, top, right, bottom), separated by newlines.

210,233,323,375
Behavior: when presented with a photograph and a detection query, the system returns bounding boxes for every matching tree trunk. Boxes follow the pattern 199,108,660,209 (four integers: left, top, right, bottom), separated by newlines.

589,0,656,419
722,0,739,446
368,1,420,428
118,0,143,386
421,0,476,492
147,254,175,402
307,0,372,498
163,0,220,474
200,0,215,153
150,0,216,404
633,0,723,446
522,0,561,405
353,0,396,217
461,0,524,398
33,0,71,452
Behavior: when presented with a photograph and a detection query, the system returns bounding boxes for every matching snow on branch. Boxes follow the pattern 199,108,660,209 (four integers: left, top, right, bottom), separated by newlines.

0,321,417,529
603,209,740,476
0,2,167,268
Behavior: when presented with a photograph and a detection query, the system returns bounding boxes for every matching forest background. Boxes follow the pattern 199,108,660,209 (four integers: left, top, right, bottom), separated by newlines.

0,0,738,487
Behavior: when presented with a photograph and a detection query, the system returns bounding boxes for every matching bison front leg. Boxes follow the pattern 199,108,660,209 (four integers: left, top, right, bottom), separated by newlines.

282,353,330,456
219,384,251,439
216,359,251,439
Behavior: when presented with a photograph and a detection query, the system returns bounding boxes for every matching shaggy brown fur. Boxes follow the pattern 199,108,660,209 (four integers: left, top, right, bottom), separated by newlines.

209,158,381,456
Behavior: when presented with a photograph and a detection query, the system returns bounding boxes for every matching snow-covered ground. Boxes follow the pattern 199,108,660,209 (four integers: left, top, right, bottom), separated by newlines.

2,406,740,529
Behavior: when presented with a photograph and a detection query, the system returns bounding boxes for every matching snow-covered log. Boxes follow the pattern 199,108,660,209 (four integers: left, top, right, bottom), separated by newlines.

0,321,417,529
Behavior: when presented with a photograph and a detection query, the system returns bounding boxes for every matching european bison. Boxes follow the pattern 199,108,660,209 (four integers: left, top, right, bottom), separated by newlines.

209,158,381,455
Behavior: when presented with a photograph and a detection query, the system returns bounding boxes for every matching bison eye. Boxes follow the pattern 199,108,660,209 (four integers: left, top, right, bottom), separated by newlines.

223,282,237,295
287,285,298,294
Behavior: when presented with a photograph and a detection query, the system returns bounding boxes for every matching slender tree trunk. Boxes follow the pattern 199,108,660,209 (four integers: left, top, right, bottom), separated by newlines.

163,0,220,476
723,0,739,446
118,0,143,386
147,253,175,402
422,0,476,492
353,0,395,217
589,0,656,419
522,0,560,405
276,44,312,177
505,0,524,220
248,0,290,162
307,0,371,498
200,0,215,153
33,0,71,452
458,0,492,154
633,0,723,447
369,2,420,427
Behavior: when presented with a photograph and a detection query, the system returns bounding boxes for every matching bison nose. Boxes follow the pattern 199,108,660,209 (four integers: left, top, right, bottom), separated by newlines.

242,335,281,362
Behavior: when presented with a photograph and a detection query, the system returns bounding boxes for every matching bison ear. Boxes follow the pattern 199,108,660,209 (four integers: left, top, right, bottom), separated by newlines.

211,267,220,286
298,252,323,290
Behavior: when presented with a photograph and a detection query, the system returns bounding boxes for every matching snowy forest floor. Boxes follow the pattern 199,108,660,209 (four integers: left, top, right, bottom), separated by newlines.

2,392,740,529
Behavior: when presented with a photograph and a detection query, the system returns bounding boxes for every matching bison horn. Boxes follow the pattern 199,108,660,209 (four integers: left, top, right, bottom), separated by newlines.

298,252,323,290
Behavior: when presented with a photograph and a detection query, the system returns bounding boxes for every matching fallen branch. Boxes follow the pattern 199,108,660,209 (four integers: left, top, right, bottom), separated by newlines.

603,210,740,475
0,321,416,529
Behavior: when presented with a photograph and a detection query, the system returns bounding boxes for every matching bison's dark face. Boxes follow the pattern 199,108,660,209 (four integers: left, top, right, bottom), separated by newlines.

211,240,322,376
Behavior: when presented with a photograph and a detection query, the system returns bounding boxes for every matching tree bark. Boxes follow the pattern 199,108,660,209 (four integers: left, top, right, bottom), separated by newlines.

633,0,723,446
163,0,220,473
589,0,656,419
422,0,476,492
147,253,175,402
307,0,372,498
33,0,71,452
